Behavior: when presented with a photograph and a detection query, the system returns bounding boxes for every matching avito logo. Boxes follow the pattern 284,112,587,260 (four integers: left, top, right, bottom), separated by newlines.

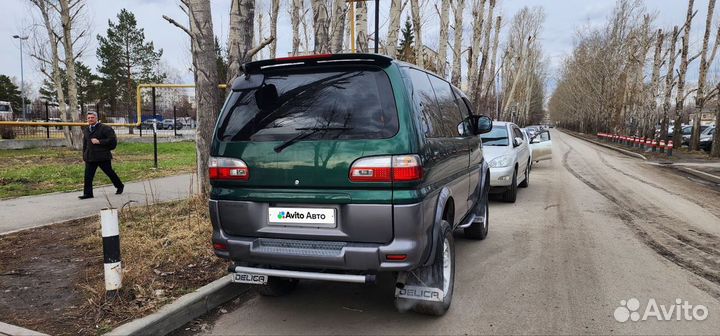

614,298,709,322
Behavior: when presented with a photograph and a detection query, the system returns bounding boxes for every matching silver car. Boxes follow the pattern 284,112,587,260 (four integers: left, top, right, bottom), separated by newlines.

481,121,532,203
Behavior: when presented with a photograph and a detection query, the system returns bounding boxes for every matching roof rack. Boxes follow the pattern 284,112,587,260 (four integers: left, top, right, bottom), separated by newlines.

242,53,393,73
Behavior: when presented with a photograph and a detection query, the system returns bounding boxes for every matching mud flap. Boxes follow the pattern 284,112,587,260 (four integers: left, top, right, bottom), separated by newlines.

394,272,445,303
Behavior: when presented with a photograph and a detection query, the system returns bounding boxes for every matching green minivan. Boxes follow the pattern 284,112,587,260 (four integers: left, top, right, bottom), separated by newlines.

209,54,492,316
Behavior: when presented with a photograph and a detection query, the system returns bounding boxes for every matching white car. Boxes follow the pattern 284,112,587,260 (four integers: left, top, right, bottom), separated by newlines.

481,121,531,203
529,130,553,163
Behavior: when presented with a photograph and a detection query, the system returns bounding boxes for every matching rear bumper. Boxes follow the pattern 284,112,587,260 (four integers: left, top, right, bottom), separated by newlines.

209,199,434,272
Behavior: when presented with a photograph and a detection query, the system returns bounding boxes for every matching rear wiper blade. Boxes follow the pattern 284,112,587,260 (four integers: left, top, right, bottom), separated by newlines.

273,127,353,153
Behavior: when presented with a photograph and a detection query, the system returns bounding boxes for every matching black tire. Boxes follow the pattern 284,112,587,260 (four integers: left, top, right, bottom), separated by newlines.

395,220,455,316
464,192,489,240
518,164,529,188
502,168,518,203
255,277,299,297
167,124,174,130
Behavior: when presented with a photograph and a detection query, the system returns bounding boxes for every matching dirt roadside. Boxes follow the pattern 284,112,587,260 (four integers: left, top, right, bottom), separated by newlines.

0,199,227,336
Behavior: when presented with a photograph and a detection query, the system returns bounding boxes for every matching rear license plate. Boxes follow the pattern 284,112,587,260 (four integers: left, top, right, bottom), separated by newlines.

232,272,268,285
268,207,336,228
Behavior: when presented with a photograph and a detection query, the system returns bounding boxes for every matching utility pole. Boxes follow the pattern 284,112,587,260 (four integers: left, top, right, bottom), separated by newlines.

13,35,29,120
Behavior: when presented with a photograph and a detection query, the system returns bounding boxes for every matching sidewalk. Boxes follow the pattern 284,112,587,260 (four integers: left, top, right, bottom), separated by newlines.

0,174,196,235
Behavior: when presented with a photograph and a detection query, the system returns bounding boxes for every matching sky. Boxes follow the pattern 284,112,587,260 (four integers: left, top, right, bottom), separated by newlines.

0,0,708,99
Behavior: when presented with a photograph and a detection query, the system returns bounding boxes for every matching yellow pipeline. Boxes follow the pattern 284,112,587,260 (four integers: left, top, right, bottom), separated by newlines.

0,83,228,127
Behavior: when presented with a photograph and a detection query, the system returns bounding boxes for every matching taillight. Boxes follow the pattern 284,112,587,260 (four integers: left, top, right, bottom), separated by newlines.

349,155,422,182
209,157,249,181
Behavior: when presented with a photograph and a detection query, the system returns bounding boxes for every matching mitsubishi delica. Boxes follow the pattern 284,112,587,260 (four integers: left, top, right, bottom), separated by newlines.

209,53,492,316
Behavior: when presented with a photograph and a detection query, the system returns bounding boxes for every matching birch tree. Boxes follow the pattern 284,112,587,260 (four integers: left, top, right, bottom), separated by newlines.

356,1,368,53
436,0,451,77
29,0,87,149
468,0,487,96
226,0,274,84
661,26,680,141
386,0,404,58
474,0,496,105
690,0,719,150
312,0,330,53
269,0,280,58
163,0,220,197
450,0,466,86
410,0,423,67
484,16,502,110
292,0,302,55
672,0,695,147
330,0,347,53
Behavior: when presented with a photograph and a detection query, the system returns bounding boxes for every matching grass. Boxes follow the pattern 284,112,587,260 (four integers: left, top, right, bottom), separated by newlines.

76,196,226,334
0,141,197,199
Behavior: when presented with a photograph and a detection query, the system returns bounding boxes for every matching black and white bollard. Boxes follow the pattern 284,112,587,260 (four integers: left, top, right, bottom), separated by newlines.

101,208,122,297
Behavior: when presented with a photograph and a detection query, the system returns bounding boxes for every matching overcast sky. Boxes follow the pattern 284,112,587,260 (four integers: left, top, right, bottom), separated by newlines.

0,0,707,99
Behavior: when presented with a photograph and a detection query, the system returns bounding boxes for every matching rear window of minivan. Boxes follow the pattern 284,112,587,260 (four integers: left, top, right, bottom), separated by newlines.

216,66,398,142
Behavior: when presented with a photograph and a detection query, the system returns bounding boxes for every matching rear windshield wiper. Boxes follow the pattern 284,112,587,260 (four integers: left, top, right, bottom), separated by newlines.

273,127,353,153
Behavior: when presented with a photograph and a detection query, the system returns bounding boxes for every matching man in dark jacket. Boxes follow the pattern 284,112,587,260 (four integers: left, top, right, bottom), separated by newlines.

79,112,124,199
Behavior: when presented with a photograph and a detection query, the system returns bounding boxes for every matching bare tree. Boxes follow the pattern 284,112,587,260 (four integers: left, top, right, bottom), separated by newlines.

269,0,280,58
330,0,347,53
163,0,220,197
356,1,368,53
473,0,496,104
468,0,487,96
436,0,451,77
690,0,719,150
386,0,404,58
292,0,302,55
410,0,423,67
483,16,502,111
672,0,695,147
646,29,664,138
227,0,254,83
29,0,87,149
661,26,680,142
312,0,330,53
450,0,466,86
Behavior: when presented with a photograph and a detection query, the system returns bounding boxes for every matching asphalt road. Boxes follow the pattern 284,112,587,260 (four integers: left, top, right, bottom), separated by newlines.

198,130,720,335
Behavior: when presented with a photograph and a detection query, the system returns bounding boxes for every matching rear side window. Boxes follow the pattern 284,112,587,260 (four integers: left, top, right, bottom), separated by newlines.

404,68,463,138
216,66,398,141
428,75,463,137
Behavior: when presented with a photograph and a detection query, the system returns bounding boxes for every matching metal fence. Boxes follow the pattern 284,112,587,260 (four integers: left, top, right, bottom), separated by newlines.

0,87,198,141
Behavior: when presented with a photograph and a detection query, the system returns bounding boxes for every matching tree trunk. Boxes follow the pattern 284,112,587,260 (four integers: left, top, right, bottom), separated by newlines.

712,91,720,157
691,0,716,151
661,26,679,142
437,0,451,77
450,0,466,87
503,37,530,117
468,0,487,96
483,16,502,110
187,0,221,198
355,1,368,53
227,0,255,84
269,0,280,58
292,0,302,55
410,0,423,67
330,0,347,53
673,0,694,147
386,0,403,58
32,0,72,147
649,29,664,139
58,0,83,150
474,0,495,105
312,0,330,53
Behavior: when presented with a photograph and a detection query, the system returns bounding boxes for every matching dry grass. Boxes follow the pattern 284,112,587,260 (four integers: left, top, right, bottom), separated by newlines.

75,195,227,333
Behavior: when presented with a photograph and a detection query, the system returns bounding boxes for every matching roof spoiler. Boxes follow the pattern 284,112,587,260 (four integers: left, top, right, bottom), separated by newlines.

242,53,393,73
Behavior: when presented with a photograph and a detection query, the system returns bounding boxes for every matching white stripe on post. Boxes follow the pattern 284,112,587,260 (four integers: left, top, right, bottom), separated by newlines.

100,208,122,292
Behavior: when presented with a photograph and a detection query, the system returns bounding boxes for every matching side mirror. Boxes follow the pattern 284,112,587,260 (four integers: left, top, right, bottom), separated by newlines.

466,115,493,135
513,137,523,147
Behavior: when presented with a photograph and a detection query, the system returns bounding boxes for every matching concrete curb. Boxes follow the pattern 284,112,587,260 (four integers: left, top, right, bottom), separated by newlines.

106,275,246,336
560,130,648,160
0,322,49,336
676,166,720,184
